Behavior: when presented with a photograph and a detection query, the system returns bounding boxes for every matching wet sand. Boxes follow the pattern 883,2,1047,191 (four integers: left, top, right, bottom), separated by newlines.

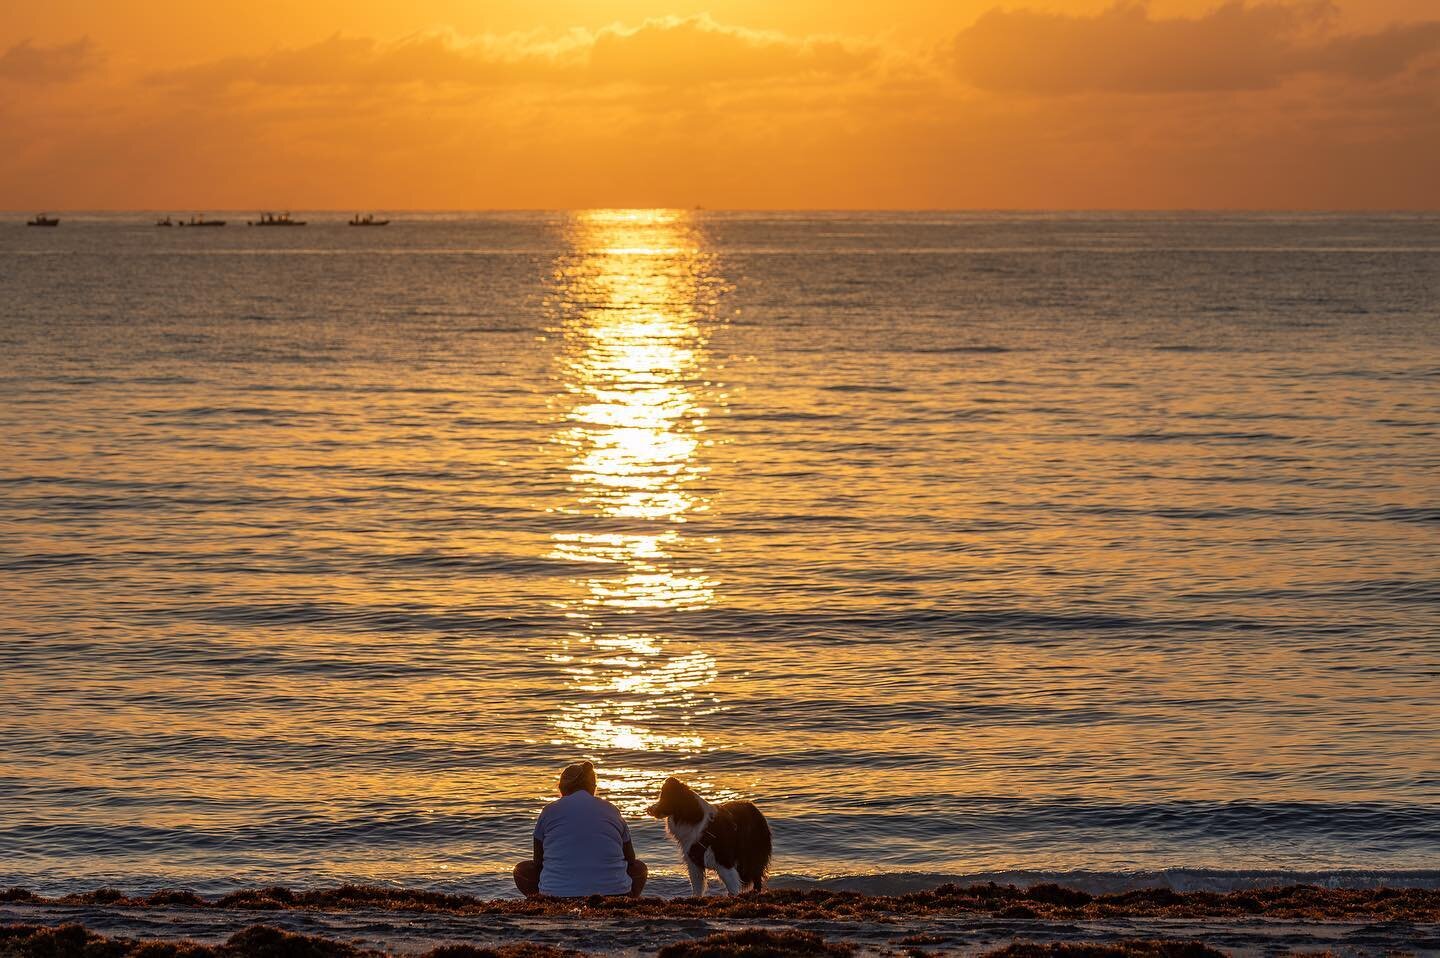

3,884,1436,956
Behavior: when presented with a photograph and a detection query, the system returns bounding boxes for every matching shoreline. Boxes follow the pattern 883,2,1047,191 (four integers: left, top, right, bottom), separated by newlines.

7,868,1438,902
8,881,1439,919
4,883,1437,956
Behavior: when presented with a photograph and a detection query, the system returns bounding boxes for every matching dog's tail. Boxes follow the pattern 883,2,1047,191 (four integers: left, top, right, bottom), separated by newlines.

727,801,772,892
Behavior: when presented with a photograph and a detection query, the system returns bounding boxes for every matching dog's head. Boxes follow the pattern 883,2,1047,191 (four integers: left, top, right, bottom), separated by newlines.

646,776,704,822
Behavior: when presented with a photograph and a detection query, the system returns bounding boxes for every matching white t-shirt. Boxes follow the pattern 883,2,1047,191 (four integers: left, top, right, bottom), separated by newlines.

534,790,633,897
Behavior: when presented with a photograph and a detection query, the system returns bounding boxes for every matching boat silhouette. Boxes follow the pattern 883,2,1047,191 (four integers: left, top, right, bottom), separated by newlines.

27,214,59,227
180,215,226,227
156,216,174,227
349,214,390,226
248,212,306,227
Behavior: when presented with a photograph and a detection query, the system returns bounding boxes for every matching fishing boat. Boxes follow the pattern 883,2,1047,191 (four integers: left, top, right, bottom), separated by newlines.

180,215,226,227
248,212,306,227
156,216,174,227
27,214,59,227
349,214,390,226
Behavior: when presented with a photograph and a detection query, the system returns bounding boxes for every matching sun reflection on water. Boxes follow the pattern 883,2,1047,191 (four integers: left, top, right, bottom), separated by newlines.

544,210,729,814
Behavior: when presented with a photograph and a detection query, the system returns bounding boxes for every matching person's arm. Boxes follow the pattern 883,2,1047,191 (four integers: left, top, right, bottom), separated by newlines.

616,807,637,863
621,840,637,864
534,836,545,871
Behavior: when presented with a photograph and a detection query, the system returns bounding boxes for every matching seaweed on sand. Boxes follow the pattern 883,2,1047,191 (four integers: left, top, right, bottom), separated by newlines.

979,943,1227,958
0,923,1362,958
0,926,576,958
656,928,853,957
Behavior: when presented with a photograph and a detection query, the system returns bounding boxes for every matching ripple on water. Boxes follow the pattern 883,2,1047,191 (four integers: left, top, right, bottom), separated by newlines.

1,212,1437,890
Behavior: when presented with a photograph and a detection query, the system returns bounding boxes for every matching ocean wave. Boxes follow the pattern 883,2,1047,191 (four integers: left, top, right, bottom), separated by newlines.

133,599,1280,640
819,384,908,393
2,798,1432,868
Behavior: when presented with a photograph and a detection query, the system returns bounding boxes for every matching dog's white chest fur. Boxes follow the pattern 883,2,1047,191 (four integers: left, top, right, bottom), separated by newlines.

663,802,744,896
666,810,715,864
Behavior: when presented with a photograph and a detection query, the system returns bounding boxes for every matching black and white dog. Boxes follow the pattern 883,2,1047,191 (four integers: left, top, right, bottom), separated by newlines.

646,776,772,896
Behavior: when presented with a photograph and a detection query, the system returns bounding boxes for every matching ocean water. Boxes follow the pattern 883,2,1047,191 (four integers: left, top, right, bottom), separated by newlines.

2,211,1438,898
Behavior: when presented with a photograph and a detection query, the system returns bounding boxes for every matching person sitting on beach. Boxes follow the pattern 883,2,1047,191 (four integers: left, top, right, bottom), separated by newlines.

513,760,647,898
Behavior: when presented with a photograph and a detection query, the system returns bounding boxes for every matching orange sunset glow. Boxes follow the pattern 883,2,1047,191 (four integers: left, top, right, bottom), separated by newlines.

3,0,1439,209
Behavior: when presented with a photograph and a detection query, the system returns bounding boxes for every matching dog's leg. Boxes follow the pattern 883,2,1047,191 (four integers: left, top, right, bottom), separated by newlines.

715,865,742,896
685,859,707,897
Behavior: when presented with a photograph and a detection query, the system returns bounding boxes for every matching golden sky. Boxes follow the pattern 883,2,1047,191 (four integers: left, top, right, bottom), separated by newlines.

2,1,1437,209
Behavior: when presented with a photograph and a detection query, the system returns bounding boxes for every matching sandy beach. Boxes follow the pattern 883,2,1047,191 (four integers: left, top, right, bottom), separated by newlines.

4,883,1438,956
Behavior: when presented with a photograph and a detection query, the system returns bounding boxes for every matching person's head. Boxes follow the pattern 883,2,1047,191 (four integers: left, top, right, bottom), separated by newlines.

558,760,598,796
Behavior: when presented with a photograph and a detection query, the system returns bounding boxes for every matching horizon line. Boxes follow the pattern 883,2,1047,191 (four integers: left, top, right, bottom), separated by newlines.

6,207,1440,215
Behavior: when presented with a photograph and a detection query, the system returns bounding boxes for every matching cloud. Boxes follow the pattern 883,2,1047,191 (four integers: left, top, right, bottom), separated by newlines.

0,37,100,84
587,15,872,85
1314,19,1440,79
146,33,544,91
148,16,875,94
6,6,1437,209
951,1,1440,94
